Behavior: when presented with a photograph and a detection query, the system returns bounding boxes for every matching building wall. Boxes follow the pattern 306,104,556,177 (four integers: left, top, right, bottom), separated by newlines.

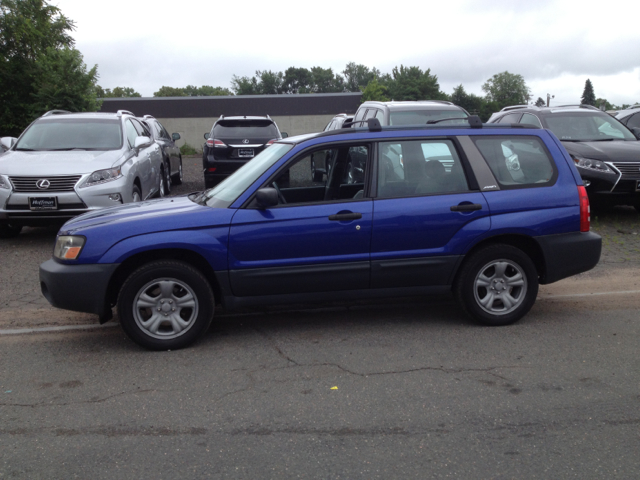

157,114,336,152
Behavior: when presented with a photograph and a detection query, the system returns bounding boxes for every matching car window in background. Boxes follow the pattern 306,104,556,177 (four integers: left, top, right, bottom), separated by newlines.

15,119,122,151
473,136,556,187
627,113,640,129
498,112,522,124
389,110,468,126
213,120,278,138
544,113,635,141
520,113,543,128
377,139,468,198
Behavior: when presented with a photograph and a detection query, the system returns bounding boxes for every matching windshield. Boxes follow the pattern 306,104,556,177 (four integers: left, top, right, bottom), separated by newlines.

213,120,278,138
198,143,293,208
544,113,635,141
390,110,468,126
15,118,123,151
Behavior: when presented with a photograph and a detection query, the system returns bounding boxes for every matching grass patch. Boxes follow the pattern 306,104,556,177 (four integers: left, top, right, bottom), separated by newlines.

180,143,197,155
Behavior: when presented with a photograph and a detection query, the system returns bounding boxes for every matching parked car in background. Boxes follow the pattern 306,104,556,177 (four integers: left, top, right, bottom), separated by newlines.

350,100,469,128
324,113,353,131
0,110,163,238
1,137,17,153
613,104,640,130
39,116,600,350
311,114,355,181
202,115,287,188
139,115,183,194
488,104,640,210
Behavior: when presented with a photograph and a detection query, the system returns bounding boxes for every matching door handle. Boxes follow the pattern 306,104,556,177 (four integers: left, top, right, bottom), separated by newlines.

328,212,362,221
450,203,482,212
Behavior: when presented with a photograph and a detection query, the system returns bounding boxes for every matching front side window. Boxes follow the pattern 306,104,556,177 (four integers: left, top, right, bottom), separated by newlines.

473,136,556,188
377,139,469,198
125,120,138,147
15,118,123,151
544,113,635,141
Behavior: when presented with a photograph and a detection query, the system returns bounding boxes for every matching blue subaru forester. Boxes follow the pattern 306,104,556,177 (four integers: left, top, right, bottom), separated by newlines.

40,117,601,350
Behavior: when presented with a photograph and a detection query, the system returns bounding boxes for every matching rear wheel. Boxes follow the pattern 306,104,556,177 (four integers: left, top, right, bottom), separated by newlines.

454,244,538,326
172,157,183,185
132,184,142,202
163,161,172,195
117,260,214,350
0,222,22,239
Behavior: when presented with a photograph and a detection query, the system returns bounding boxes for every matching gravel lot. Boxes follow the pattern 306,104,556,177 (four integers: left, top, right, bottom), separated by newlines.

1,154,639,329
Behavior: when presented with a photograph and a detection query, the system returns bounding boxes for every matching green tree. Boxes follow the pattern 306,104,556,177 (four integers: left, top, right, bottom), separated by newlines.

153,86,187,97
535,97,545,107
481,71,531,109
343,62,380,93
310,66,344,93
450,84,486,115
282,67,313,94
384,65,447,101
581,79,596,106
184,85,232,96
255,70,284,95
596,98,615,111
1,0,98,136
360,79,389,102
230,74,259,95
97,86,141,97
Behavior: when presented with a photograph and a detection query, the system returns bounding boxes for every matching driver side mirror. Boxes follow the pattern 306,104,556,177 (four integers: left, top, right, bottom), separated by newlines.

255,187,279,208
172,132,181,141
0,137,16,150
204,132,210,140
134,136,151,149
281,132,288,138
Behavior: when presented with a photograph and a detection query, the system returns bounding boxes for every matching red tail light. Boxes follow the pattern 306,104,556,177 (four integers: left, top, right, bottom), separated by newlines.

206,139,226,148
578,185,590,232
265,139,277,146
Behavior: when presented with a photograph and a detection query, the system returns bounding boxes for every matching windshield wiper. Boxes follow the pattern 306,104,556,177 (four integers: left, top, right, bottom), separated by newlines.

49,148,87,151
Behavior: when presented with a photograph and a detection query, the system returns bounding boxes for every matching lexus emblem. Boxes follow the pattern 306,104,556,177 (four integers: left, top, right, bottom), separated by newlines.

242,139,250,144
36,179,51,189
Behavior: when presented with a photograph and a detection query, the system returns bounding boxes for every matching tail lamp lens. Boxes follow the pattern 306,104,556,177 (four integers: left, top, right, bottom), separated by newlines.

578,185,590,232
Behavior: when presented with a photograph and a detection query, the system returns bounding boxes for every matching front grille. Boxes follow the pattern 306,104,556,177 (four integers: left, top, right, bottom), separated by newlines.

9,175,82,192
611,162,640,180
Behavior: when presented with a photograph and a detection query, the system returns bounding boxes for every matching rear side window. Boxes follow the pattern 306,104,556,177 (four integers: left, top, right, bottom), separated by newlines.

377,139,469,198
472,136,556,188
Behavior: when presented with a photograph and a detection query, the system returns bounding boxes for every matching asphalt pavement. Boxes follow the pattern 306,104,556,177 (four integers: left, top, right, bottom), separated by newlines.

1,155,639,478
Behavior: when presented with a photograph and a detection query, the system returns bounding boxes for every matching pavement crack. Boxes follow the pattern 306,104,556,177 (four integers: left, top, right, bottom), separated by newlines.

0,389,156,408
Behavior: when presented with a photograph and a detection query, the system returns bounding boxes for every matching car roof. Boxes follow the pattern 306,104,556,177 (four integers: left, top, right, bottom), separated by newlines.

361,100,461,111
216,115,275,122
37,110,131,121
494,104,605,116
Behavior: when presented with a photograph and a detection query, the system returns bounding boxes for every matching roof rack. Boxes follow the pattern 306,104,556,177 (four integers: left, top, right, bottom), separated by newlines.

499,105,529,112
42,110,71,117
142,114,155,120
555,104,601,111
116,110,135,117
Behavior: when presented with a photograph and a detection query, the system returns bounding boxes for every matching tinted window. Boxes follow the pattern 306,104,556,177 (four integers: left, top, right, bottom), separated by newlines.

520,113,542,128
214,120,278,138
499,113,523,124
627,113,640,129
473,136,556,187
389,110,467,126
377,139,469,198
16,118,123,151
544,113,635,141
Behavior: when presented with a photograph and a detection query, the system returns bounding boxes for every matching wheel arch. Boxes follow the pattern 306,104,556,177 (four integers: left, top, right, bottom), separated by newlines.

106,248,223,310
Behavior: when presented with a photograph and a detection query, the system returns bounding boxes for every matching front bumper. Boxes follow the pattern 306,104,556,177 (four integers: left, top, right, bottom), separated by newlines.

536,231,602,284
39,259,119,320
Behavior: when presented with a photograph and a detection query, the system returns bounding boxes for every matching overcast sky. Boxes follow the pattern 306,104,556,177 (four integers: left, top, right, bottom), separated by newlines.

55,0,640,106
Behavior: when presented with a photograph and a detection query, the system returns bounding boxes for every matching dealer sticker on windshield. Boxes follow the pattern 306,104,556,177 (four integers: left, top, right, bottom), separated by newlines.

29,197,58,210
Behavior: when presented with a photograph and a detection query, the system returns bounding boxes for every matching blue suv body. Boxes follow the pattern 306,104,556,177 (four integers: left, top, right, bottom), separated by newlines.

40,118,602,350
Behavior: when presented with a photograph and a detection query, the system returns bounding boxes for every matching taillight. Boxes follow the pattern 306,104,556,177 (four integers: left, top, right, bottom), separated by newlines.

265,139,277,146
206,139,226,148
578,185,590,232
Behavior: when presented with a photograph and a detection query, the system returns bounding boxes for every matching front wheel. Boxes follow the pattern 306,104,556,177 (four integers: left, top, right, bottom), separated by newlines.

172,157,183,185
131,184,142,202
163,161,172,195
454,244,538,326
117,260,214,350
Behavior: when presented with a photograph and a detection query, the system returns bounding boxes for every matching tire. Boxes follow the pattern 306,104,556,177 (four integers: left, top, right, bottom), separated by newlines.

132,184,142,202
163,161,172,195
117,260,215,350
454,244,538,326
157,166,166,198
0,222,22,239
172,156,183,185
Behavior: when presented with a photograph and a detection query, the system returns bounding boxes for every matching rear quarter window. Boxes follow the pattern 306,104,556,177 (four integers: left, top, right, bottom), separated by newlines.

472,136,557,188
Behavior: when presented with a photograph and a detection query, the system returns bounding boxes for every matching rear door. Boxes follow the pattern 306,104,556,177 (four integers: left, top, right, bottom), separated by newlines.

371,137,490,288
228,142,373,297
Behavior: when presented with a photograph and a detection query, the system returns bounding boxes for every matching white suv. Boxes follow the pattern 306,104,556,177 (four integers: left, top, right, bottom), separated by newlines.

0,110,163,238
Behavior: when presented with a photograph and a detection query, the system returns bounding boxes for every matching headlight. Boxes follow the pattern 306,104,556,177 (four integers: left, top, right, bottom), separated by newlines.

53,235,86,260
571,155,616,174
0,175,10,190
79,166,123,188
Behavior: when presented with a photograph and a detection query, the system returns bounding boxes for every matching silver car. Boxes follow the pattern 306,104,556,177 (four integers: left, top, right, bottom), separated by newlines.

0,110,163,238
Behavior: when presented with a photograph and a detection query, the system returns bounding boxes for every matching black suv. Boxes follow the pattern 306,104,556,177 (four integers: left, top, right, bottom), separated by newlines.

203,115,286,188
488,105,640,210
350,100,469,128
139,115,183,194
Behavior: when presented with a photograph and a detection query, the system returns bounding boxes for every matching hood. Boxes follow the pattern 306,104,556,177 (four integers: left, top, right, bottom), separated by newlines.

561,140,640,162
60,194,232,237
0,149,125,176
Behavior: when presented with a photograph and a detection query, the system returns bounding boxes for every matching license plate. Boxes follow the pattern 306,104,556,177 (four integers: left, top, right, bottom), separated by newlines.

238,149,254,158
29,197,58,210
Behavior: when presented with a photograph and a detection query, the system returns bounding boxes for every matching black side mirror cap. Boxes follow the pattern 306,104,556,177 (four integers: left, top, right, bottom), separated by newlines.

172,133,181,141
255,187,279,208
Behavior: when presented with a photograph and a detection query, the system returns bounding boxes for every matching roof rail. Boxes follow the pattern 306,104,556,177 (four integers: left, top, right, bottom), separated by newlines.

427,115,483,128
624,104,640,110
42,109,71,117
427,100,455,105
499,105,529,112
116,110,135,117
556,104,601,111
142,114,155,120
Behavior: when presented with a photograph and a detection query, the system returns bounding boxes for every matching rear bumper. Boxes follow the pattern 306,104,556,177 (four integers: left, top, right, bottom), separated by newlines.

536,231,602,284
39,259,119,320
